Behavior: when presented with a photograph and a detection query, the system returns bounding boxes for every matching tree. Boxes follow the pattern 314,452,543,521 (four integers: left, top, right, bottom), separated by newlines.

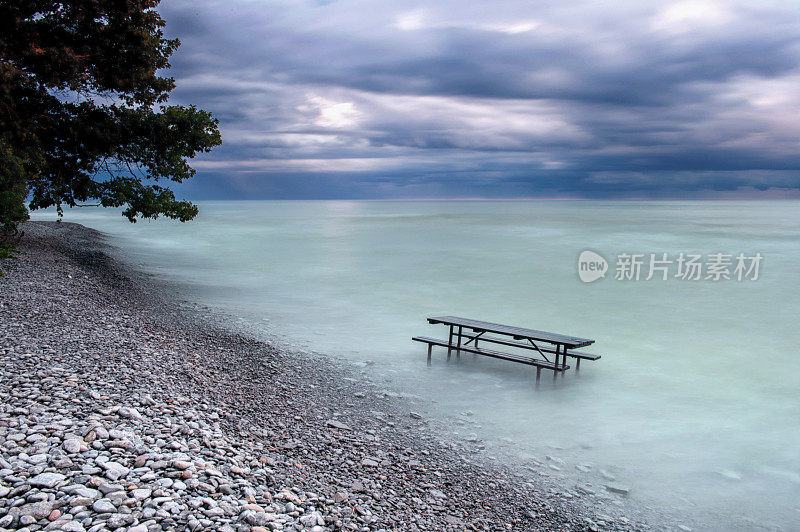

0,0,221,235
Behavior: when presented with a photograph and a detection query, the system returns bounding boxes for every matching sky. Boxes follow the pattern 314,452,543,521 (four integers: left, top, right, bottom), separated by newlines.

159,0,800,199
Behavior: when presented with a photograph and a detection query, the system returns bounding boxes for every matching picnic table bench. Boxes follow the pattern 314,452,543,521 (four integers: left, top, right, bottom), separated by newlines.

413,316,600,381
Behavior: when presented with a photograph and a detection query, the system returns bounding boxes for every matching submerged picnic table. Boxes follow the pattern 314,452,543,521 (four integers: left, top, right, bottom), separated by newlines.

413,316,600,381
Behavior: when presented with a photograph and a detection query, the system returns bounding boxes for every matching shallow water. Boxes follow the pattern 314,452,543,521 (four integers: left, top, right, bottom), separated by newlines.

33,200,800,529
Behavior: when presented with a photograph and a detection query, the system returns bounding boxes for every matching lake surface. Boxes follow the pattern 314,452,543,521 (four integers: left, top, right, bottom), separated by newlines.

32,200,800,530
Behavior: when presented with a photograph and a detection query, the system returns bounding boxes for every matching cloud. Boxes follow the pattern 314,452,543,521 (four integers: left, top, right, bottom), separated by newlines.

158,0,800,198
394,9,427,31
192,157,394,173
299,95,363,128
651,0,736,34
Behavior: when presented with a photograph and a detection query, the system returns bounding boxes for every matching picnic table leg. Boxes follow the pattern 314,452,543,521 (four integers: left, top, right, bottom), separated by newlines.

456,326,462,358
427,343,432,365
554,345,562,380
536,367,541,385
447,325,454,360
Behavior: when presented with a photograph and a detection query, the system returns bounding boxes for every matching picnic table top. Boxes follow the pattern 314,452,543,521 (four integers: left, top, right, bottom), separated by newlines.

427,315,594,349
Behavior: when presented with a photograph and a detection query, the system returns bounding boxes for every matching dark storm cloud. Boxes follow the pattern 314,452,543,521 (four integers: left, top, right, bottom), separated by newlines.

158,0,800,198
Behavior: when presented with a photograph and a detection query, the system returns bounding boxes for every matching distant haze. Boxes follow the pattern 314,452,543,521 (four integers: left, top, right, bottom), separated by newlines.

161,0,800,199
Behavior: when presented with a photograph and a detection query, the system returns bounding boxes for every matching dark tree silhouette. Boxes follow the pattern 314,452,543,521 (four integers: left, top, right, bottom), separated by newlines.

0,0,221,234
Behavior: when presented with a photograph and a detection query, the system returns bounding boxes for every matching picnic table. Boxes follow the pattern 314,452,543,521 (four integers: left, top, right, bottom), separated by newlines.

413,316,600,381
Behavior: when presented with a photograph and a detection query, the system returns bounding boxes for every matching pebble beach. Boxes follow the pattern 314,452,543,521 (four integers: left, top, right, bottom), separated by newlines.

0,221,645,531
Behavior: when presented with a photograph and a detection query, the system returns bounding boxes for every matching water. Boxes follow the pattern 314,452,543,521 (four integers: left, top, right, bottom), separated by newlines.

32,200,800,529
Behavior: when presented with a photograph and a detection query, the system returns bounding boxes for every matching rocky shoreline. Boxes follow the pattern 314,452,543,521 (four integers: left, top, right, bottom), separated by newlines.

0,222,645,531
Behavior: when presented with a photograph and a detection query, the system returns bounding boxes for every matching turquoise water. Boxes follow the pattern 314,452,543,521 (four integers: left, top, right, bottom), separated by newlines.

32,201,800,529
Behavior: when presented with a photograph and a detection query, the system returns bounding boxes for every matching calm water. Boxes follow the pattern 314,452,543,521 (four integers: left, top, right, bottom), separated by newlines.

33,201,800,529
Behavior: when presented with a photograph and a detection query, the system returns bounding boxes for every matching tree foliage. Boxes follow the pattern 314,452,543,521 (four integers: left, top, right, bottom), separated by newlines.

0,0,221,234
